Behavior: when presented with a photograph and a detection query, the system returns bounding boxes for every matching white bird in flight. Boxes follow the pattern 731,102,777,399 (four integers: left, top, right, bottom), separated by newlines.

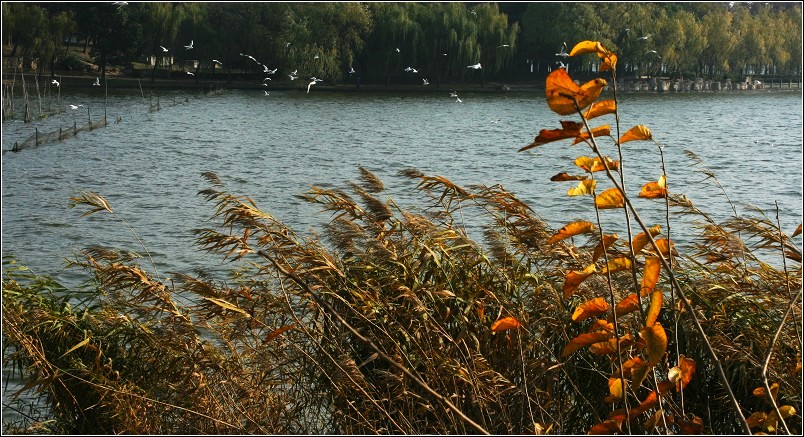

422,78,429,85
51,79,60,87
212,59,222,65
68,104,84,110
556,42,569,58
307,79,319,93
92,77,100,86
455,97,462,103
467,63,481,69
263,77,272,83
289,74,298,80
264,90,269,96
264,66,277,74
184,40,193,50
291,69,298,75
313,54,319,60
497,44,510,48
396,48,400,53
637,34,652,41
449,91,458,98
348,66,355,74
112,1,127,8
186,71,194,76
160,45,169,52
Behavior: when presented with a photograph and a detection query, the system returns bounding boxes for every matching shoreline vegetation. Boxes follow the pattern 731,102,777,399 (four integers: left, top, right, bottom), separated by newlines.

3,39,802,435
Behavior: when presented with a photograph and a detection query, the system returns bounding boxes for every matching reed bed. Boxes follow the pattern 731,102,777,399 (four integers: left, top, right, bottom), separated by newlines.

2,41,801,435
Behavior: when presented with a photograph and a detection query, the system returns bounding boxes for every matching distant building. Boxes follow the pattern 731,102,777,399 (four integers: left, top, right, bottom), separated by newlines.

141,55,174,67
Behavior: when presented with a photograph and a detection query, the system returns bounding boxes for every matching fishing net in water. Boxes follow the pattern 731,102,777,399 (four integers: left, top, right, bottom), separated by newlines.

10,116,114,152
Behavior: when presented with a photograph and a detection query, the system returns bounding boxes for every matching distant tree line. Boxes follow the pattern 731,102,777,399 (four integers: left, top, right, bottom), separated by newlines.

2,2,801,85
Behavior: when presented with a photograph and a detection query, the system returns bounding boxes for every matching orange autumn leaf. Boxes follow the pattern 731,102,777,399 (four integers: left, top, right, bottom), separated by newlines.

545,68,607,115
572,296,610,322
574,156,619,173
571,125,612,145
600,52,618,71
592,234,619,262
641,256,662,297
561,331,613,357
585,99,616,120
601,257,632,275
746,412,768,429
633,225,662,254
792,224,802,238
639,176,668,199
569,40,608,57
491,316,522,333
567,179,597,196
595,187,625,209
587,419,622,435
614,294,640,317
668,355,696,391
645,288,663,327
264,324,295,343
752,382,780,400
651,238,677,258
675,416,704,434
562,264,597,299
624,356,651,388
520,120,584,151
641,322,668,364
551,172,588,181
619,125,653,144
589,334,634,355
547,221,595,244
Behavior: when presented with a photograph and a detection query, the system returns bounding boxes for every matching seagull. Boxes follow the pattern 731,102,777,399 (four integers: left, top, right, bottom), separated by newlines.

467,63,481,69
184,40,193,50
159,45,169,52
557,60,567,69
491,118,501,123
411,68,418,73
289,74,298,80
285,42,290,48
212,59,222,65
263,77,272,82
264,90,269,96
556,42,569,58
310,76,323,82
449,91,458,98
637,34,652,41
404,66,414,72
455,97,462,103
307,79,318,93
92,77,101,86
348,66,355,74
68,104,84,110
313,54,319,60
395,48,400,53
186,71,194,76
290,69,297,75
264,66,277,74
112,1,127,8
422,78,429,85
497,44,510,48
240,53,257,63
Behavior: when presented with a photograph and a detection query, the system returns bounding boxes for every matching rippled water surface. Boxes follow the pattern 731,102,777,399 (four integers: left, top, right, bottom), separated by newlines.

2,88,802,287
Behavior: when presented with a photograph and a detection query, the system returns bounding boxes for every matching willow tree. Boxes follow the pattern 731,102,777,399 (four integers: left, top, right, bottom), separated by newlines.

141,2,185,81
472,3,518,85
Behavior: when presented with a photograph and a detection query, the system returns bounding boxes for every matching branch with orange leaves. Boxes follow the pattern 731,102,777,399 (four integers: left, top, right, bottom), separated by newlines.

571,99,752,435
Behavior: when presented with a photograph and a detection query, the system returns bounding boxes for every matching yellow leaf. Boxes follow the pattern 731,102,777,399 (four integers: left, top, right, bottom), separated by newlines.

58,336,92,360
619,125,653,144
641,322,668,365
641,256,662,298
752,382,780,400
547,221,595,244
746,412,768,429
571,125,612,145
595,187,625,209
639,175,668,199
568,179,597,196
491,316,522,333
651,238,677,258
645,288,663,327
569,40,608,57
204,297,251,318
584,99,616,120
633,225,662,254
572,297,610,322
668,355,696,391
600,257,632,274
546,68,607,115
608,377,625,400
624,356,651,388
562,264,597,299
592,234,619,262
574,156,619,173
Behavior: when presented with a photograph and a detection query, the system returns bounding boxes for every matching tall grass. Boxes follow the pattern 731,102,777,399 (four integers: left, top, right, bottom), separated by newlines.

3,41,801,435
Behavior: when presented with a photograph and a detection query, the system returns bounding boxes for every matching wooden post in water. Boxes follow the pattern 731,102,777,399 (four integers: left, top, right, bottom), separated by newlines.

35,127,38,146
59,126,62,140
87,106,91,130
74,121,77,135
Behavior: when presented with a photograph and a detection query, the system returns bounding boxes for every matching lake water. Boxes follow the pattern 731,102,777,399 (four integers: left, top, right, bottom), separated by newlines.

2,87,803,289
